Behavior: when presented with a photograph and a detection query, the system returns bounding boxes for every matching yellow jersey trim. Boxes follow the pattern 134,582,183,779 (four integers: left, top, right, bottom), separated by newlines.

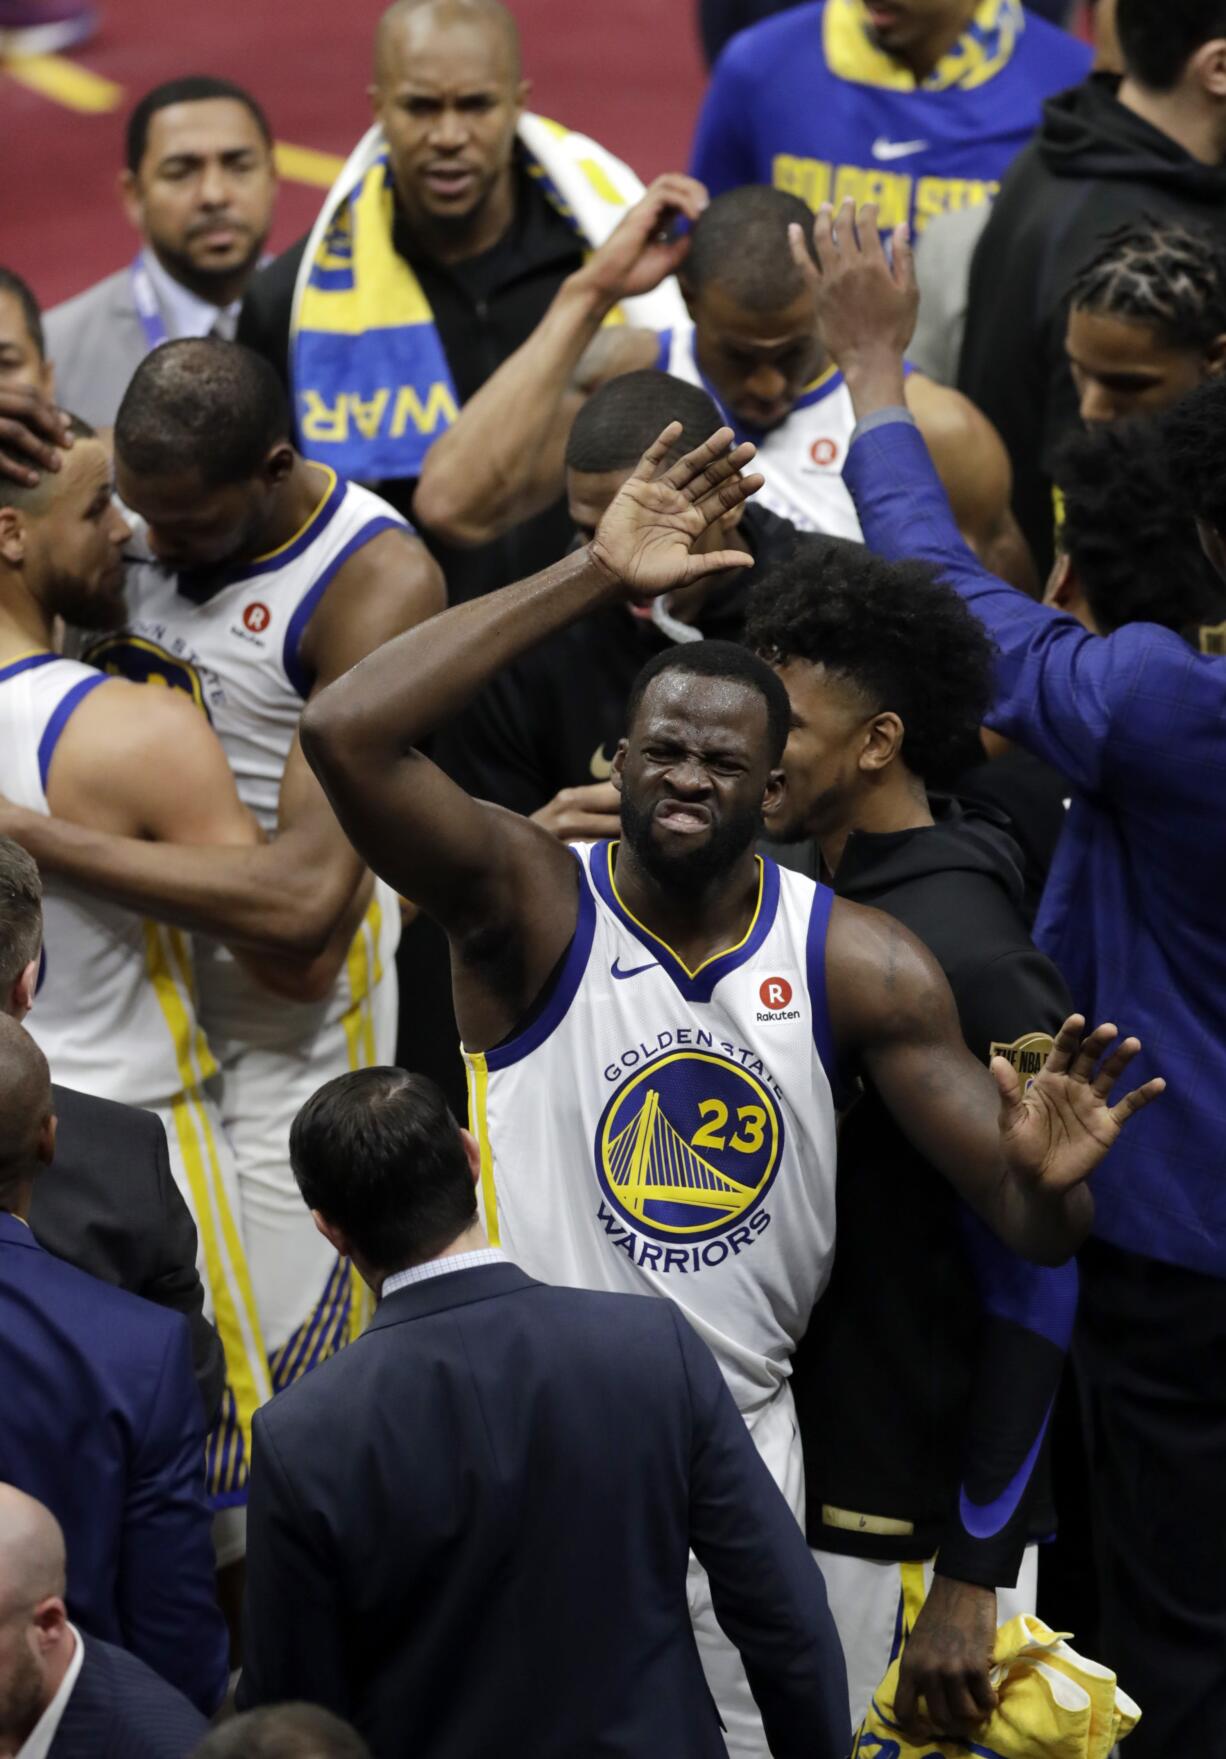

466,1052,502,1246
824,0,1022,93
606,842,766,979
249,464,339,564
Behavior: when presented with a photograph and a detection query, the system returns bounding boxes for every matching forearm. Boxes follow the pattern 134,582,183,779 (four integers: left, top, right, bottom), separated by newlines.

304,545,619,774
842,380,1118,784
937,1213,1076,1585
7,808,354,955
413,273,612,546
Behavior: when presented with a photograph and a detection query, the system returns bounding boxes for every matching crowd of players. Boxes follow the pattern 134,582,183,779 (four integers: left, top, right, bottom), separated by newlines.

1,0,1224,1753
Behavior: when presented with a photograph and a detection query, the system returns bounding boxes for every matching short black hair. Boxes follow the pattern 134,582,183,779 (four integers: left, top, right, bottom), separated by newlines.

625,640,792,767
0,267,44,359
1058,417,1226,634
0,837,42,993
683,185,818,311
744,536,996,783
191,1704,371,1759
125,75,272,174
1116,0,1226,88
289,1068,476,1271
114,339,291,488
567,371,726,474
1068,214,1226,350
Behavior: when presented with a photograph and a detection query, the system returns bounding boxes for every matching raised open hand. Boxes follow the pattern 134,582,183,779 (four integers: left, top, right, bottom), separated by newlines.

588,423,763,598
995,1016,1165,1198
788,197,919,375
579,174,708,304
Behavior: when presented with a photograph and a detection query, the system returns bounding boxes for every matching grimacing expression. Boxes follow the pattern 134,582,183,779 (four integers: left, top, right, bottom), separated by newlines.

374,11,526,228
687,281,824,434
0,291,52,399
10,441,131,632
115,459,270,575
614,672,784,889
765,659,880,845
1065,306,1225,426
122,98,276,293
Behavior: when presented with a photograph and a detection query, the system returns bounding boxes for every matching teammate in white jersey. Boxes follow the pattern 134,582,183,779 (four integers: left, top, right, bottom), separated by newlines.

6,339,444,1400
301,420,1163,1756
413,177,1034,596
0,417,273,1508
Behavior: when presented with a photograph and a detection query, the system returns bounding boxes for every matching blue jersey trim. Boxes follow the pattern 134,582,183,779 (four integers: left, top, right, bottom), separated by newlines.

282,515,406,698
37,673,109,793
481,854,597,1073
589,839,782,1004
805,881,846,1101
655,327,672,372
0,652,59,686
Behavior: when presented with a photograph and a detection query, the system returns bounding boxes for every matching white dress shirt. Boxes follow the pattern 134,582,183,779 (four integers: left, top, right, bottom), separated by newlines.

140,249,240,342
382,1247,506,1299
17,1625,84,1759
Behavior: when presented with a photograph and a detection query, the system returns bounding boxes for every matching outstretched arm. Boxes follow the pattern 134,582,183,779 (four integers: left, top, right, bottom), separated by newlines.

826,899,1162,1264
797,199,1186,796
302,426,763,1049
412,175,704,548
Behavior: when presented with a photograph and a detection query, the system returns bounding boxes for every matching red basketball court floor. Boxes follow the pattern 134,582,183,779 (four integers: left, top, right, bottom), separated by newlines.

3,0,708,309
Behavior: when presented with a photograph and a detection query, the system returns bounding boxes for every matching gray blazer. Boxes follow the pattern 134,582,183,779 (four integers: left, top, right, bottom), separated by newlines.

44,266,157,428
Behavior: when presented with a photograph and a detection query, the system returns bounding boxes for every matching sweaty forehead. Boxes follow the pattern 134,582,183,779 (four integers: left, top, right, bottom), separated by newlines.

377,6,519,88
634,671,767,747
695,281,817,348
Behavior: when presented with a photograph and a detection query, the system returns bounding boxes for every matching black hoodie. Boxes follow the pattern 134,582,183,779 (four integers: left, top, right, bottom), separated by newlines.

958,74,1226,572
789,800,1075,1583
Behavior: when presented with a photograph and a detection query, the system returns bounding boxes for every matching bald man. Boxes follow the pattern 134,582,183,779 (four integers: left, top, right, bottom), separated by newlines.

238,0,687,604
0,1016,227,1715
0,1485,208,1758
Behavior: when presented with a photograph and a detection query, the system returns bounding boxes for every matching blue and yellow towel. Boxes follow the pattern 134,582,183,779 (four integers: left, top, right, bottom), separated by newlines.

289,114,686,482
855,1603,1141,1759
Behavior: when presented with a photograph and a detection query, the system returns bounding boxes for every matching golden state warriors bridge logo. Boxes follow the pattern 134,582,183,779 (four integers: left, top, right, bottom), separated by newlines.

595,1051,784,1251
83,634,211,716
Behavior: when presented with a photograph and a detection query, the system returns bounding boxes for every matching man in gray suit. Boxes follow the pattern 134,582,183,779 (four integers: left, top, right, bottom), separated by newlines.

45,75,277,427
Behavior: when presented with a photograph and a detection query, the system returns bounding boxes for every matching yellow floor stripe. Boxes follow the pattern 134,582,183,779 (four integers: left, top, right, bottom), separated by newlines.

4,52,122,111
3,57,343,192
274,140,345,189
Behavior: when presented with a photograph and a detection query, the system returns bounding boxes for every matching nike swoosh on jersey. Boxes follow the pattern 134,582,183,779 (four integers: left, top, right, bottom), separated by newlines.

610,957,657,980
870,137,930,161
957,1400,1053,1539
590,742,615,781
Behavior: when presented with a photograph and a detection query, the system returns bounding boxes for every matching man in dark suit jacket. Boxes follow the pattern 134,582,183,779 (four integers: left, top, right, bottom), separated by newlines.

239,1066,849,1759
0,1484,207,1759
0,835,224,1420
0,1017,228,1716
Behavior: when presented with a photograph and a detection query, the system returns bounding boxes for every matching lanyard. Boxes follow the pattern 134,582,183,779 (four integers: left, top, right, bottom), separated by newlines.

130,254,169,353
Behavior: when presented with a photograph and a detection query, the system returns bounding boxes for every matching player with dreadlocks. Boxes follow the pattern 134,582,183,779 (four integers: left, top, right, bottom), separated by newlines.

1064,214,1226,427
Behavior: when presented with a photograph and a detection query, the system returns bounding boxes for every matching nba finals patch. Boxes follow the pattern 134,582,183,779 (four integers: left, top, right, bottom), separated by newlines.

989,1031,1055,1090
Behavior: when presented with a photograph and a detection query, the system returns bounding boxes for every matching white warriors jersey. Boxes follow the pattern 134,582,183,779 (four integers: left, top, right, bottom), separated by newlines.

466,840,841,1414
82,468,406,1047
657,321,907,543
0,652,217,1107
